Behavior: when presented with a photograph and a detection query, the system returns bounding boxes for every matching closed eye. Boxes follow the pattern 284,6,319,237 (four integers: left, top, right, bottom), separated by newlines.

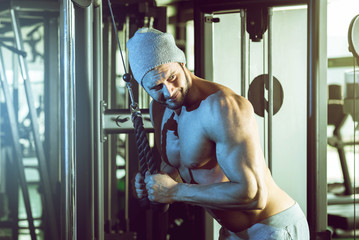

152,83,163,91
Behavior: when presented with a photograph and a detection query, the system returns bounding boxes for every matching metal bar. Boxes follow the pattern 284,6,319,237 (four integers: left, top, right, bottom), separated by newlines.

197,0,306,13
341,141,359,146
94,1,104,240
107,0,127,75
88,6,96,240
10,9,59,240
74,5,94,240
0,47,37,240
307,0,329,239
267,8,273,172
124,15,130,232
4,146,20,239
59,0,76,239
194,1,205,78
102,16,111,229
240,10,246,97
0,145,4,196
43,14,60,198
11,40,19,124
103,111,153,134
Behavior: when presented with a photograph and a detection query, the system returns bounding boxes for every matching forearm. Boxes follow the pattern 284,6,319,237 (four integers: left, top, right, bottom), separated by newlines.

172,181,266,210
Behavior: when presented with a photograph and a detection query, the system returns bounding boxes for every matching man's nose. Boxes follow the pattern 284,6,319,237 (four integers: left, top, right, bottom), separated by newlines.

162,83,175,99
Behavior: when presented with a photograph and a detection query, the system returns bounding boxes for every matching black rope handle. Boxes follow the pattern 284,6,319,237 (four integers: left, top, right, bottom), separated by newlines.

132,112,168,212
132,113,153,174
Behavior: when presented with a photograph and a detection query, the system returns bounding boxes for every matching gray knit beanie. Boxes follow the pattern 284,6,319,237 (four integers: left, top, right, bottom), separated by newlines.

127,28,186,85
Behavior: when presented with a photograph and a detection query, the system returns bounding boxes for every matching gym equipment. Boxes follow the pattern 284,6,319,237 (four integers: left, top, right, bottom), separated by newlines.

247,74,284,118
327,13,359,237
327,84,352,196
106,0,167,211
0,44,36,240
0,7,60,240
10,9,59,239
195,1,329,238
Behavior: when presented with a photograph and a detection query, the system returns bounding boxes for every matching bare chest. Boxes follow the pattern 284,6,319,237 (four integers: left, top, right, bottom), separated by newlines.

160,109,225,184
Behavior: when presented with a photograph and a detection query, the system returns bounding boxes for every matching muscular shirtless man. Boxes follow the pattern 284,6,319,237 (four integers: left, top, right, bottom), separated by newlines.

127,28,309,239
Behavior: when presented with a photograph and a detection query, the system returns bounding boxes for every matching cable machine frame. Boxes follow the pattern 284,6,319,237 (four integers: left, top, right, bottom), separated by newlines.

194,0,329,239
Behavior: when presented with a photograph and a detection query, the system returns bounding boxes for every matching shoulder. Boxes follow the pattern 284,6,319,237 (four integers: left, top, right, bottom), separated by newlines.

201,88,254,120
199,89,256,141
194,79,253,111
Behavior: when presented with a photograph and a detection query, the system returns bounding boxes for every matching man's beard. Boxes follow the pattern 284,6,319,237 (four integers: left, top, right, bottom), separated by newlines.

164,89,185,110
163,67,190,110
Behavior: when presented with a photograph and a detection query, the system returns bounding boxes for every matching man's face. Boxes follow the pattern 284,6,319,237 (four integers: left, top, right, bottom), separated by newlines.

142,62,190,110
